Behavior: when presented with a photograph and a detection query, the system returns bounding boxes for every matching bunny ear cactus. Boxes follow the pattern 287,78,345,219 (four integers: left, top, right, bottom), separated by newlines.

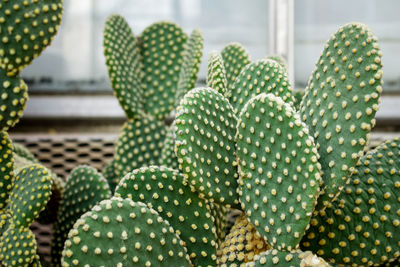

159,124,179,170
299,22,383,211
0,164,52,267
218,214,270,266
0,0,63,131
62,197,192,267
209,202,229,245
228,59,295,115
113,115,167,179
236,93,322,251
102,159,119,192
301,138,400,266
140,21,188,120
207,51,228,95
51,165,111,267
12,143,38,163
115,166,217,266
103,14,145,119
0,131,14,211
267,55,288,74
176,87,240,208
175,29,204,106
221,42,251,91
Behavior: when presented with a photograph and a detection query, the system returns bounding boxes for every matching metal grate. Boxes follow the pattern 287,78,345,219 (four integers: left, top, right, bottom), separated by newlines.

9,131,399,264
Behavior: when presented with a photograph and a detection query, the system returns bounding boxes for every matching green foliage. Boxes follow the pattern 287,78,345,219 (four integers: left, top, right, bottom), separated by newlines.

51,165,111,267
301,138,400,266
237,93,321,251
61,197,191,266
115,166,217,266
299,23,383,210
176,87,239,207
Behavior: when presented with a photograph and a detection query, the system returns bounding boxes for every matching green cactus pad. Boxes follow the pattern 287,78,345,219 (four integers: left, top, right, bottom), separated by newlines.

228,59,294,115
218,214,270,266
36,172,64,224
13,143,37,163
301,138,400,266
115,166,217,266
0,210,11,236
207,51,228,95
0,131,14,211
102,159,119,192
0,226,37,267
209,202,229,245
246,249,330,267
113,115,167,178
8,164,52,227
140,21,188,120
61,197,191,267
293,90,305,112
299,23,383,210
159,124,179,170
51,165,111,267
0,69,28,131
175,29,204,105
267,55,288,74
0,0,63,76
221,42,251,92
237,93,321,251
176,87,239,207
103,14,145,119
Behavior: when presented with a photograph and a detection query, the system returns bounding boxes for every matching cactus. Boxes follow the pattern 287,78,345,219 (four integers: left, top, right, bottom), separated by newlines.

0,0,63,131
13,143,38,163
113,115,167,179
102,159,119,192
227,59,294,115
61,197,192,266
246,249,330,267
103,14,144,119
175,29,204,106
218,214,270,266
236,93,321,251
301,138,400,266
221,43,251,91
114,166,217,266
176,87,240,208
209,202,229,245
267,55,288,74
51,165,111,266
0,163,52,266
207,51,228,95
159,124,179,170
0,132,14,211
299,23,383,210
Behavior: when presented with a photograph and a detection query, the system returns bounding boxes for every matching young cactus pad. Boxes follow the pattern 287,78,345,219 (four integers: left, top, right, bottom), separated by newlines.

299,22,383,210
218,214,270,266
140,21,188,120
0,225,37,267
0,0,64,75
114,166,217,267
207,51,228,95
103,14,144,119
176,87,239,207
113,115,167,178
175,29,204,106
0,131,14,211
51,165,111,267
228,59,294,115
9,164,53,227
236,93,321,251
246,249,330,267
301,138,400,266
221,42,251,91
159,124,179,170
0,70,28,131
61,197,192,267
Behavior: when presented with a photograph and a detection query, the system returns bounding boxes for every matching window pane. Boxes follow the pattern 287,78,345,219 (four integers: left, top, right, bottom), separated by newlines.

295,0,400,92
21,0,269,92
